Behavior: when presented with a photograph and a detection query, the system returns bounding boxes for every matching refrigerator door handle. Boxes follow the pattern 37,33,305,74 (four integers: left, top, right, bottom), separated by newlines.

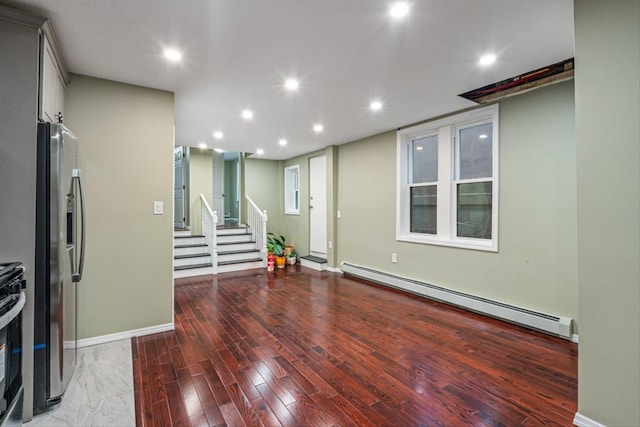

72,168,85,283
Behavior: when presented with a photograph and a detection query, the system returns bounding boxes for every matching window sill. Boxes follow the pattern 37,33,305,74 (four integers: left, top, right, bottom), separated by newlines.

285,211,300,216
396,234,498,252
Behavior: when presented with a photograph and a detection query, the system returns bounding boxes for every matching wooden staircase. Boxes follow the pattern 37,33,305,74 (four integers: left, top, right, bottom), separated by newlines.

216,226,263,272
173,225,263,278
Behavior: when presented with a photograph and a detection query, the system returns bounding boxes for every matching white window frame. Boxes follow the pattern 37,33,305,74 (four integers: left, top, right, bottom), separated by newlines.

396,104,499,252
284,164,300,215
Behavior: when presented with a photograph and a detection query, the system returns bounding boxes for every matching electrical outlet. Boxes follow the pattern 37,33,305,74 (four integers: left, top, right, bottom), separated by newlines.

154,201,163,215
391,253,398,263
337,210,341,218
328,241,333,249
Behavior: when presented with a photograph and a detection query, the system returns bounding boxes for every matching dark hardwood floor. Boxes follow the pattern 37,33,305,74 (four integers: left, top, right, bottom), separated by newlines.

133,266,577,426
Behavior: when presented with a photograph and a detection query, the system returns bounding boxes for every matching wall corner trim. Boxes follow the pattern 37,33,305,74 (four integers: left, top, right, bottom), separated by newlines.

77,322,175,348
573,412,607,427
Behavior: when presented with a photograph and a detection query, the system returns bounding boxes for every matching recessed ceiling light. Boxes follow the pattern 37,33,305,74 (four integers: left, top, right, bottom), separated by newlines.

479,54,496,66
198,142,207,149
370,100,383,111
279,138,288,146
213,131,224,139
284,78,299,91
256,148,264,155
389,1,410,20
163,48,182,62
313,124,324,133
241,110,254,120
214,148,224,153
416,146,423,150
479,134,488,139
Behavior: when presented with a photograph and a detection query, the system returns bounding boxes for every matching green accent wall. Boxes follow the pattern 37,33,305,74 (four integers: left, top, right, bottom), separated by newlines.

65,74,174,339
337,81,578,329
575,0,640,424
245,157,283,236
283,148,338,266
189,148,213,235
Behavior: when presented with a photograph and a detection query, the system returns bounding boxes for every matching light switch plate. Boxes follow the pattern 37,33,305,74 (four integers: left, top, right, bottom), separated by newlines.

154,201,163,215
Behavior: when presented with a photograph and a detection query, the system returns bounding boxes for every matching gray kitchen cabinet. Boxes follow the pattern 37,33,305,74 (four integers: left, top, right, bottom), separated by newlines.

40,21,68,123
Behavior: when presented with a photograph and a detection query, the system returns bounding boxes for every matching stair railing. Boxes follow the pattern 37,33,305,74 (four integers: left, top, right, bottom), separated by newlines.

245,195,268,266
200,194,218,275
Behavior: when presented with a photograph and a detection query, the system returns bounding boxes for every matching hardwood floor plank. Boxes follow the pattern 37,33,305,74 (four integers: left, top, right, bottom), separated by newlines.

226,382,263,426
235,369,263,402
200,359,232,405
272,355,318,396
132,339,144,427
176,368,206,419
218,402,246,427
286,398,333,427
308,392,357,427
150,399,172,427
289,358,338,398
255,382,299,427
193,374,227,427
134,268,578,426
250,397,283,427
165,381,190,427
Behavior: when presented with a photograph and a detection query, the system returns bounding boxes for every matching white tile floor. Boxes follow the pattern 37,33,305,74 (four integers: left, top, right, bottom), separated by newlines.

25,339,135,427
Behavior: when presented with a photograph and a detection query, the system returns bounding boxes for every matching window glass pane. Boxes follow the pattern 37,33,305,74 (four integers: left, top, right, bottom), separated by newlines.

411,135,438,183
410,186,437,234
457,182,492,239
459,123,492,180
285,165,300,213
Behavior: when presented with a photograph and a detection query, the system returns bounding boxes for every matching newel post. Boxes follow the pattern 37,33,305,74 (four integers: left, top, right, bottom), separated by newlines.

212,210,218,274
262,210,268,253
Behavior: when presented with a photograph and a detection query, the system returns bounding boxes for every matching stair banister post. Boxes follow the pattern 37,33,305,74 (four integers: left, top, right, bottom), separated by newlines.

212,210,218,275
262,210,268,260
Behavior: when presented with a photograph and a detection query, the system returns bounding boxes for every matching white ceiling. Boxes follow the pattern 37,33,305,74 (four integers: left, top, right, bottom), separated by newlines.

7,0,574,160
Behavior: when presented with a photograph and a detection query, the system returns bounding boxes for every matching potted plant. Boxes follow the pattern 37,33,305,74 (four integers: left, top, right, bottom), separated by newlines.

267,233,287,269
266,240,275,271
287,249,297,265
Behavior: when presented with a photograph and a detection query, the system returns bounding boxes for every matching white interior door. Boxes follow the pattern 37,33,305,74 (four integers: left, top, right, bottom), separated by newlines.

174,147,185,228
309,155,327,257
212,151,225,225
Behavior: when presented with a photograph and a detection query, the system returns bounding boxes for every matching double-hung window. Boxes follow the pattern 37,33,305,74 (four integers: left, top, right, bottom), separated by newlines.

397,104,499,251
284,165,300,214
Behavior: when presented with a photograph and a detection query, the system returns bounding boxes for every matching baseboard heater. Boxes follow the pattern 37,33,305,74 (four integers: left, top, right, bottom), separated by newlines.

341,262,572,340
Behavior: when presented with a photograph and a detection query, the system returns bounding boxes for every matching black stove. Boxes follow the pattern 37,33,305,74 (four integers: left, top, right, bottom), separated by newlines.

0,263,25,316
0,262,25,427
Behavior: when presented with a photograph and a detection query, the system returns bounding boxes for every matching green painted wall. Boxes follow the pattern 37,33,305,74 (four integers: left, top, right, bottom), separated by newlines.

574,0,640,424
245,157,283,236
65,74,174,339
189,148,213,235
283,147,338,265
337,81,578,329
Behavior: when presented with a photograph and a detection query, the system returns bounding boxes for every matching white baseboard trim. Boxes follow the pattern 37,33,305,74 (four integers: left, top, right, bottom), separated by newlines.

77,322,175,348
573,412,606,427
326,266,342,273
572,334,579,343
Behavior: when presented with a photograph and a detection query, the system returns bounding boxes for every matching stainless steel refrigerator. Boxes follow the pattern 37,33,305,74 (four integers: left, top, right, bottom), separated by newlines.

33,122,85,413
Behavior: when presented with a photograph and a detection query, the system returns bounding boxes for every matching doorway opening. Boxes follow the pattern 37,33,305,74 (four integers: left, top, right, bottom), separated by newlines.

174,146,189,229
212,151,242,227
224,152,241,224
